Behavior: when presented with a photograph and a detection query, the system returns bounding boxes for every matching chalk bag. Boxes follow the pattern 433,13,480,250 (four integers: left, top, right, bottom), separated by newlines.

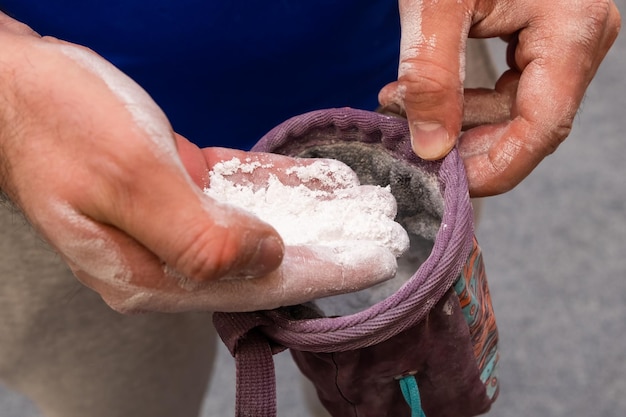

213,108,500,417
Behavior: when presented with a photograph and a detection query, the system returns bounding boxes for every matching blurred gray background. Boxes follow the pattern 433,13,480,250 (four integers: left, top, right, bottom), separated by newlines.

2,1,625,416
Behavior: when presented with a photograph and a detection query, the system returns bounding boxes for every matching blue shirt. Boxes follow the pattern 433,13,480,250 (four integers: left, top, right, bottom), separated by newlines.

1,1,400,149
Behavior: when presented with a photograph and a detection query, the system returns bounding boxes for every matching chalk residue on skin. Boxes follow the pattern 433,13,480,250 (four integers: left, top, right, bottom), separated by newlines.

45,200,132,285
285,159,361,189
54,43,181,165
398,0,437,78
459,14,472,85
204,158,410,258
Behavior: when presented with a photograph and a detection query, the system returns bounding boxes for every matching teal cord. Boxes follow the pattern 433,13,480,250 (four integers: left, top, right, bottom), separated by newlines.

399,375,426,417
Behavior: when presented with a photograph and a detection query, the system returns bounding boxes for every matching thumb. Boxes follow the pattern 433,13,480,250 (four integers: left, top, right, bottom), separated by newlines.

87,155,285,283
126,154,286,282
379,0,469,160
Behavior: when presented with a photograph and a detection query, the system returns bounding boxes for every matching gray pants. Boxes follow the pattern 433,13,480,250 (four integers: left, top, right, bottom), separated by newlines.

0,39,495,417
0,204,216,417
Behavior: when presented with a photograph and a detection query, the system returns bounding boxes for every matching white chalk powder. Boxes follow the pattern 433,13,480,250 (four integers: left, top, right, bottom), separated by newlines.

204,157,415,316
204,158,410,258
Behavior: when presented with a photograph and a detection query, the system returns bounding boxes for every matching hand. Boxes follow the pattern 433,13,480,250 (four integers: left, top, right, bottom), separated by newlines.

0,17,396,313
176,146,401,312
379,0,621,196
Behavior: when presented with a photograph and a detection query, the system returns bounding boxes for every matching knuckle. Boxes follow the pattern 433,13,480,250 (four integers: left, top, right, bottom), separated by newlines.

582,0,612,24
606,1,622,40
172,223,240,281
578,0,620,43
397,60,461,109
536,0,619,59
399,59,459,94
525,118,571,159
538,110,574,155
543,123,572,154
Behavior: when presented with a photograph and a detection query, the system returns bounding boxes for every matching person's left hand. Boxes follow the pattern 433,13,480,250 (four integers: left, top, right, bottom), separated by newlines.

0,17,399,314
379,0,621,196
112,140,402,313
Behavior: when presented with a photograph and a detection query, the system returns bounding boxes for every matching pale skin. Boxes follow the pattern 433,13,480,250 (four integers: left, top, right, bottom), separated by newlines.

0,1,620,312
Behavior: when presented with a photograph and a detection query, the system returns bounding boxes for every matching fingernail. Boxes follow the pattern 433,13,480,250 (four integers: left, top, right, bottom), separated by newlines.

409,122,451,160
239,235,284,278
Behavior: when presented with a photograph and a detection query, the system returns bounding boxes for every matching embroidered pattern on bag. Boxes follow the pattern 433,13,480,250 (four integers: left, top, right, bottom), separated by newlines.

453,237,500,400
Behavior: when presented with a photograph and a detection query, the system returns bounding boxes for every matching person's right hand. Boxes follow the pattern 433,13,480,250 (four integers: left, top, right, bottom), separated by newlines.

0,15,397,313
379,0,620,196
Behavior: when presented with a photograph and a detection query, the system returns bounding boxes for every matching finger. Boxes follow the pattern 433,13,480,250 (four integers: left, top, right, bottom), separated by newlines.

43,44,286,282
458,121,534,196
462,70,518,130
97,142,369,286
461,1,621,196
201,147,360,190
102,164,285,281
46,201,279,313
256,244,399,311
89,244,398,313
460,55,602,196
42,194,284,306
379,0,472,160
460,64,578,196
174,133,211,189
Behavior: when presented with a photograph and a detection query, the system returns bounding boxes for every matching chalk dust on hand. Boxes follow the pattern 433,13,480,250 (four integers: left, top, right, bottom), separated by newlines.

204,157,410,259
204,157,413,316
